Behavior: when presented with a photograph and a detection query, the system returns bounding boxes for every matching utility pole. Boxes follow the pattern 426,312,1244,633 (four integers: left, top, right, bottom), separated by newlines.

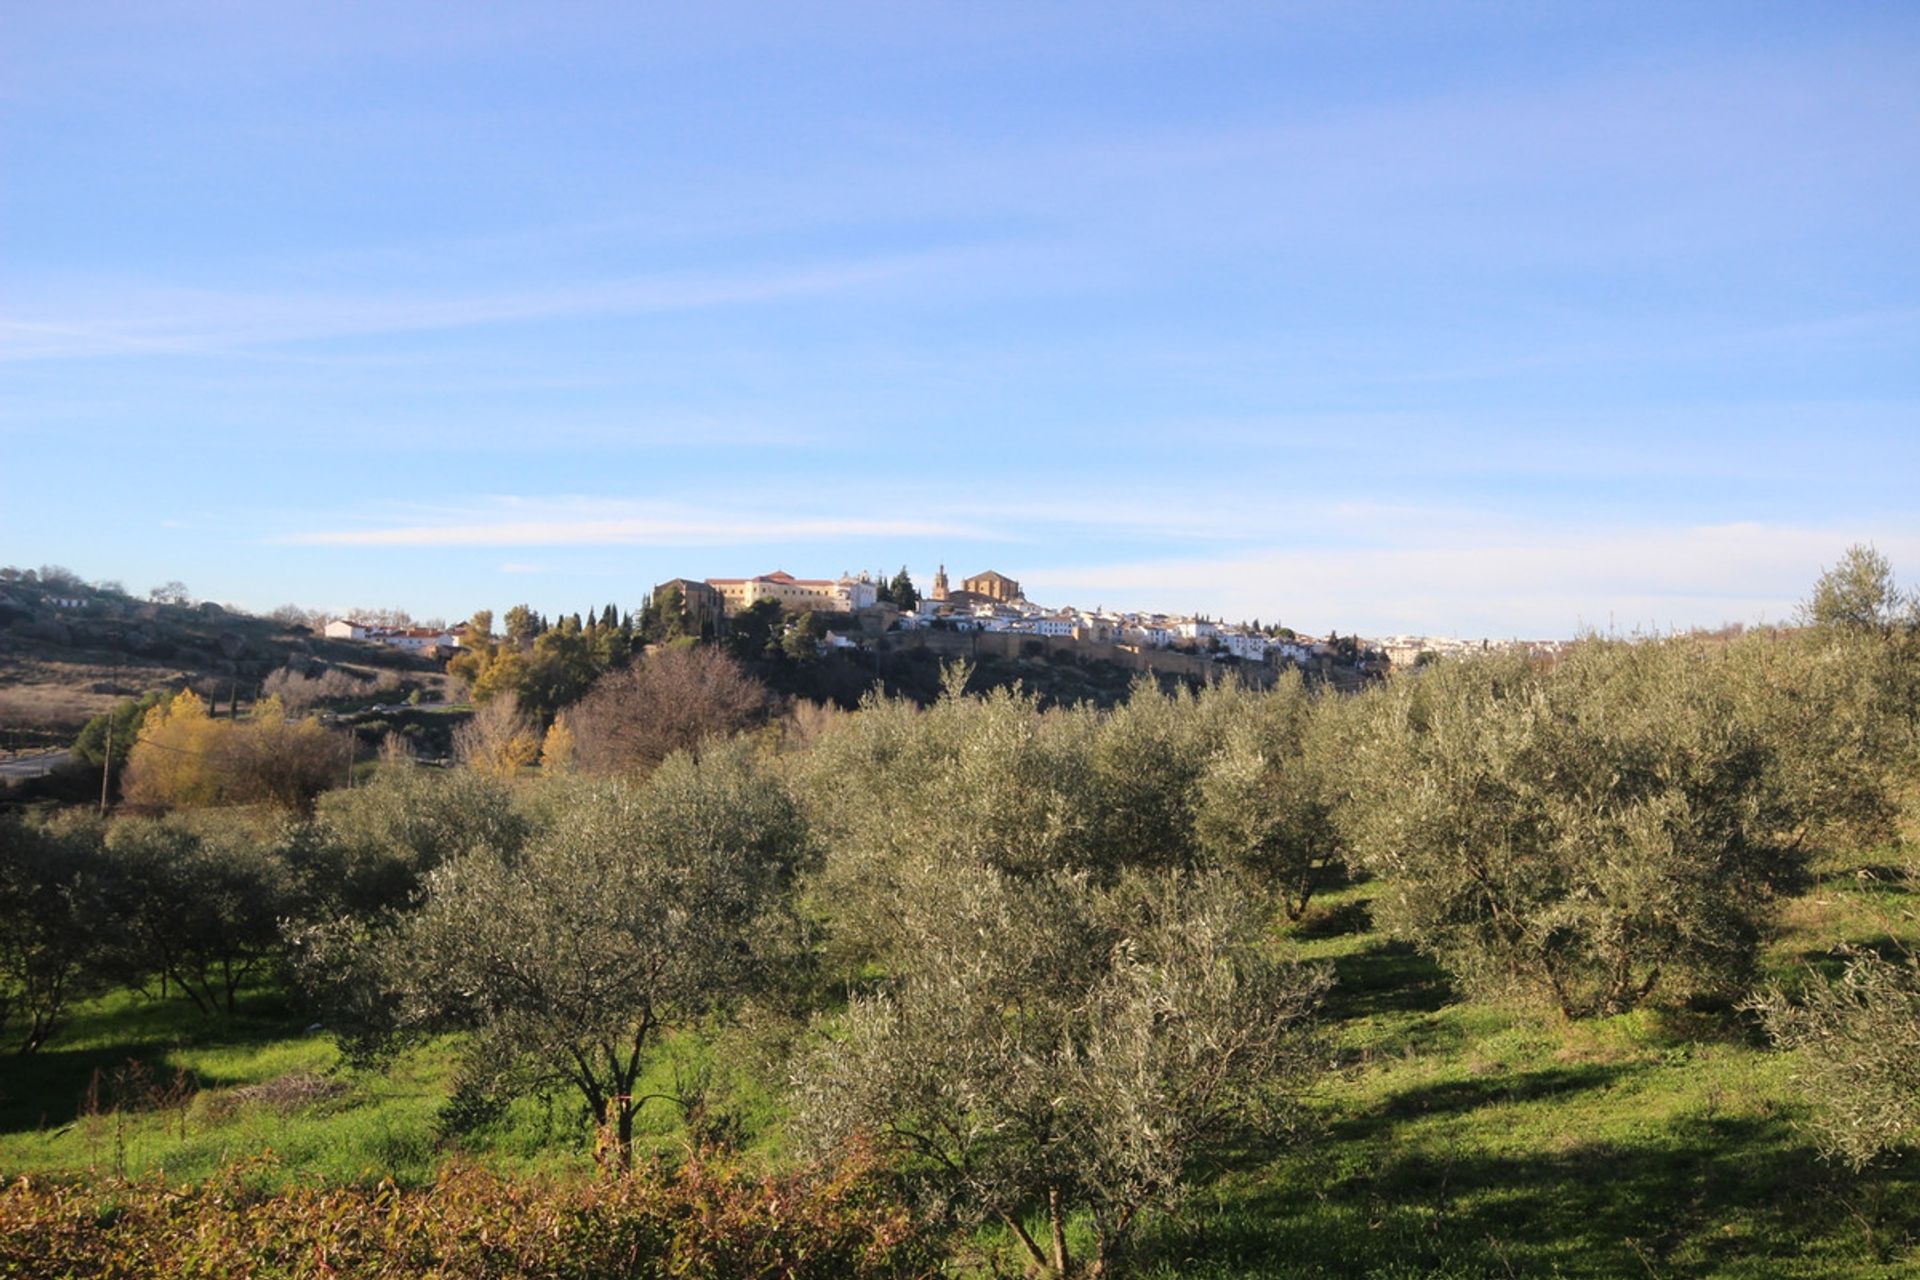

99,720,112,816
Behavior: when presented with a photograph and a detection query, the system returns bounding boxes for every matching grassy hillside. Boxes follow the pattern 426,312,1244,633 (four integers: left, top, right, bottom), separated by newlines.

4,848,1912,1277
0,581,453,747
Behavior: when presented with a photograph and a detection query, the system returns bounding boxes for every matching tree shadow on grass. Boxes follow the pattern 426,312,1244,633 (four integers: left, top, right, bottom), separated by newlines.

0,1000,306,1134
1138,1111,1920,1278
1334,1061,1641,1144
1795,933,1915,982
1289,896,1372,941
1324,940,1455,1021
1817,865,1915,894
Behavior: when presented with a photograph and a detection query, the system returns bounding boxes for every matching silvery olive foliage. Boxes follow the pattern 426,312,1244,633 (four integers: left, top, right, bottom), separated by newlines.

793,865,1328,1278
1797,543,1915,636
1193,671,1349,919
305,761,527,919
1343,640,1800,1017
795,666,1348,973
372,742,810,1162
1751,931,1920,1170
792,669,1103,968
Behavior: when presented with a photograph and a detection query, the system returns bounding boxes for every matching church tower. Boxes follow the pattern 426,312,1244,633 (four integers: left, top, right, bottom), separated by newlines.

932,563,949,601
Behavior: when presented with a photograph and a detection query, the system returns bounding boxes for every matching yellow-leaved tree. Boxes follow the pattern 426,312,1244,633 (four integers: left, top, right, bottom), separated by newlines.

540,712,576,773
122,690,223,809
454,693,540,780
121,690,344,813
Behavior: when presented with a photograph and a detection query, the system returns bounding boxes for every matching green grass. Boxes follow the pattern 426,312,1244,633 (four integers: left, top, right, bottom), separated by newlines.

0,991,789,1189
3,859,1916,1276
1112,868,1920,1279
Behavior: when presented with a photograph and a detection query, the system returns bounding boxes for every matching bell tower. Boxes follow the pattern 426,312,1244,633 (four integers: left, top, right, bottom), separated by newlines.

932,563,949,601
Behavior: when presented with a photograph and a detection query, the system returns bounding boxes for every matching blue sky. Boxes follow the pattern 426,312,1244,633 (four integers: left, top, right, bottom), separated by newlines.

4,2,1917,637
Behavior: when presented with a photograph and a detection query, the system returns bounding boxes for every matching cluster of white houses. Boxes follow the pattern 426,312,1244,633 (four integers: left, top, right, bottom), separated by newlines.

1373,633,1576,668
320,568,1571,673
655,566,1341,666
322,618,460,651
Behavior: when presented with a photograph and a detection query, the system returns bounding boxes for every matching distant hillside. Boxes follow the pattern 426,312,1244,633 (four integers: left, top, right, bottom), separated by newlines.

0,579,449,748
746,641,1203,712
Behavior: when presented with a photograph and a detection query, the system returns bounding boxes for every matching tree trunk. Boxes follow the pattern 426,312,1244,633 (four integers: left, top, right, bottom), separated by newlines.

616,1099,635,1170
1049,1184,1071,1277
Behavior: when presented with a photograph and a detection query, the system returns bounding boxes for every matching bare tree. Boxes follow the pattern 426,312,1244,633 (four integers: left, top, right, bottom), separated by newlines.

261,665,368,713
569,644,768,776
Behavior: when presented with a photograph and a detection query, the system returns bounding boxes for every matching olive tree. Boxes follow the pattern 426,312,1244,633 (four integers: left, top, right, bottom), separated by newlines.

1751,937,1920,1169
302,761,525,920
1798,543,1912,636
1345,640,1795,1018
102,813,296,1016
370,743,809,1164
0,814,111,1053
794,866,1328,1278
793,669,1104,967
1193,673,1347,918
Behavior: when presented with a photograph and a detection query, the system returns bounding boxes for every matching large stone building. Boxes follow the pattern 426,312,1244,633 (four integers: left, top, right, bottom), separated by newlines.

961,570,1022,603
651,579,726,637
701,570,879,618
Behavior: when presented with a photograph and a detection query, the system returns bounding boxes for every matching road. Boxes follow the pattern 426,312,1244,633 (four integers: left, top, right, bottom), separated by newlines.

0,750,73,780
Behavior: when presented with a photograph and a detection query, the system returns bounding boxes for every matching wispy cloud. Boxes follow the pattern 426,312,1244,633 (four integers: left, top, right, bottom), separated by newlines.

1024,522,1920,639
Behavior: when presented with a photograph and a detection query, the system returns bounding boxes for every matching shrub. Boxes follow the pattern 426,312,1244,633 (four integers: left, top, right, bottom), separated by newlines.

0,1148,936,1279
120,692,344,814
1751,929,1920,1169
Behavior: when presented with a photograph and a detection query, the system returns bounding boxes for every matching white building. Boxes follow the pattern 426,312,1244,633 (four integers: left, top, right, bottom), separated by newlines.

1124,623,1175,648
1221,632,1269,661
324,619,454,651
835,573,879,611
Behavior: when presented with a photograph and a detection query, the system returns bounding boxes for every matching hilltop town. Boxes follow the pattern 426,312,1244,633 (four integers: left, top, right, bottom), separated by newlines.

644,564,1572,678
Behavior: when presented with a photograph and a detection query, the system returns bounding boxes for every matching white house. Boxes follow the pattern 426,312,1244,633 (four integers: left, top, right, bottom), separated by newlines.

324,619,454,651
1124,623,1175,648
1221,632,1269,661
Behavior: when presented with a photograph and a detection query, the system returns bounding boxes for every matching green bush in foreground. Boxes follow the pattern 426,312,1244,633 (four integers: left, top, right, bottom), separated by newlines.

0,1147,935,1280
1753,942,1920,1170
